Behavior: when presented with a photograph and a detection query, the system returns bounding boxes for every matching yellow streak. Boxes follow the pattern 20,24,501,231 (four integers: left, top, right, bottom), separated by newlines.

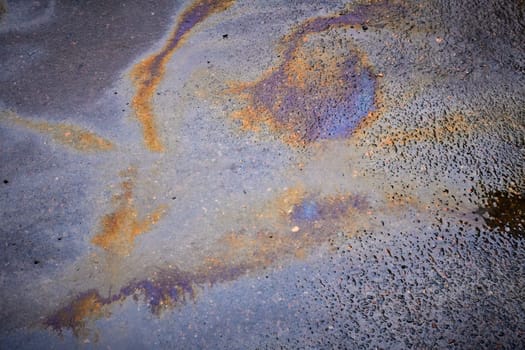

0,110,114,152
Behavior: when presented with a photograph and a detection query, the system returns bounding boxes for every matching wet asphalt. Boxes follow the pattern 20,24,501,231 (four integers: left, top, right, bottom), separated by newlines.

0,0,524,349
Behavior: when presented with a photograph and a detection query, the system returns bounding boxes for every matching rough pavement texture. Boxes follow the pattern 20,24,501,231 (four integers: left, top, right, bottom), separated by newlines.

0,0,524,349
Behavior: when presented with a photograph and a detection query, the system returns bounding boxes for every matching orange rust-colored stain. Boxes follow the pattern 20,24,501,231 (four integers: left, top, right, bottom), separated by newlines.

206,189,370,271
225,7,387,146
212,230,313,268
0,110,114,152
261,186,306,218
379,113,472,147
130,0,235,152
260,186,369,224
47,291,108,337
187,187,370,286
227,39,378,146
50,227,340,334
47,188,372,335
91,171,167,256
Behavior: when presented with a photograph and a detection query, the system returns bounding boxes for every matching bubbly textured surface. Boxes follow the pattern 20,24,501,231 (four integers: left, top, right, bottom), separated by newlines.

1,0,524,348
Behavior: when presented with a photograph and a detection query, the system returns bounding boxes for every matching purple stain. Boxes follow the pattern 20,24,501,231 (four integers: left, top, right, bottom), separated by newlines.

44,3,401,334
44,289,111,335
291,194,369,224
282,12,365,60
118,269,198,313
292,199,321,222
200,262,250,285
147,1,232,79
138,280,163,307
45,255,267,335
238,6,380,144
248,59,375,142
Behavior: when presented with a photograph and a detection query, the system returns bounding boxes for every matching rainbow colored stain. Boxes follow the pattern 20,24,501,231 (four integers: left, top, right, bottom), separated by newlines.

130,0,235,152
90,168,167,257
45,189,371,335
45,290,108,337
0,110,114,153
228,6,384,145
291,193,368,223
44,261,260,335
43,3,401,337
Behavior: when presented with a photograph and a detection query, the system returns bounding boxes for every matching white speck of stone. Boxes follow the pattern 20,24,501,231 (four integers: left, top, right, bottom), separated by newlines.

291,226,300,233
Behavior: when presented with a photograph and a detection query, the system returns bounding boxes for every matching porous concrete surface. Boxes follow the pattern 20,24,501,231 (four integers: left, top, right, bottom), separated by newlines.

0,0,524,349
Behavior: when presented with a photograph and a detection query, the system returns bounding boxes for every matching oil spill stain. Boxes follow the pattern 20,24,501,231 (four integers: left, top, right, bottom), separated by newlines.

0,110,114,152
45,290,108,337
91,168,167,256
478,191,525,237
46,189,371,335
290,193,368,225
379,113,473,147
130,0,235,152
226,4,395,146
